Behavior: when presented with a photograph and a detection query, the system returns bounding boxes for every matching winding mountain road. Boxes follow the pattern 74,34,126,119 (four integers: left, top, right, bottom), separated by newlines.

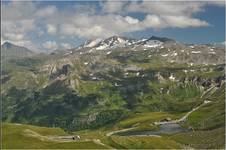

106,100,211,136
154,100,211,125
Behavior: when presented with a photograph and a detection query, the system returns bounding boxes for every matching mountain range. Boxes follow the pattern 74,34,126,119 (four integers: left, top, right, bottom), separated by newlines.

1,35,225,149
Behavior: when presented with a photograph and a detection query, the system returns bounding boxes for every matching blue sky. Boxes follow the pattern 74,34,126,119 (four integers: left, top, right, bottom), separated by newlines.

1,1,225,51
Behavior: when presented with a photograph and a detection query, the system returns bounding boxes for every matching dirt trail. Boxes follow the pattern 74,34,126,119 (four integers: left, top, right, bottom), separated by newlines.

23,128,112,149
23,129,51,141
23,129,77,142
23,91,213,148
106,127,136,137
93,139,115,149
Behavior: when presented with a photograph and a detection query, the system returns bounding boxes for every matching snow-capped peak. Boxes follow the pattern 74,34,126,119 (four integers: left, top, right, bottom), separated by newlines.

94,36,137,50
78,35,176,51
83,38,102,48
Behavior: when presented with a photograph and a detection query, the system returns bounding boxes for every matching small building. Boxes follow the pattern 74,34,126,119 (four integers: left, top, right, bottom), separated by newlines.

160,117,172,122
72,135,81,140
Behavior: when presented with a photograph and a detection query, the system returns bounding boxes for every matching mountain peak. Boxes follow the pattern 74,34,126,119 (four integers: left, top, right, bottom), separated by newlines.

2,41,15,49
83,38,103,48
106,35,136,41
148,36,175,42
93,35,137,50
1,41,35,58
78,35,176,51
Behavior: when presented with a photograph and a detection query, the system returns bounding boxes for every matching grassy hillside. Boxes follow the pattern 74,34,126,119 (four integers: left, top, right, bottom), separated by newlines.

117,112,184,128
2,123,109,149
1,39,225,149
170,127,225,149
110,135,182,149
183,84,225,130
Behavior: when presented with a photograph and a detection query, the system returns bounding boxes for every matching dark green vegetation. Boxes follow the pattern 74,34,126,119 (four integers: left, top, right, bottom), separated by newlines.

1,38,225,149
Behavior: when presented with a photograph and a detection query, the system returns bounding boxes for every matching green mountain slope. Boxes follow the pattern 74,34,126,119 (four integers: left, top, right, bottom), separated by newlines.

1,36,225,149
2,123,109,149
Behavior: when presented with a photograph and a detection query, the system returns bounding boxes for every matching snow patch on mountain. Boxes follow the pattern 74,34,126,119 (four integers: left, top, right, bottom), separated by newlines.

191,51,201,54
106,51,112,55
80,36,168,51
96,45,108,50
169,73,175,81
84,38,102,48
161,54,168,57
94,36,134,50
143,40,163,48
208,51,216,54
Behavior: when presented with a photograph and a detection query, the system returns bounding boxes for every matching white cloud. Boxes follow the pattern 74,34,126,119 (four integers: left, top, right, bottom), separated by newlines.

126,1,205,16
141,15,163,28
101,1,127,13
140,14,209,29
36,5,57,17
2,1,36,21
125,1,211,29
42,41,58,50
2,19,35,36
1,1,224,50
2,1,38,50
207,1,225,7
47,24,57,35
4,33,25,41
1,37,5,45
13,40,35,49
160,15,209,28
2,1,36,36
59,20,116,38
61,43,72,49
125,16,139,24
55,2,213,38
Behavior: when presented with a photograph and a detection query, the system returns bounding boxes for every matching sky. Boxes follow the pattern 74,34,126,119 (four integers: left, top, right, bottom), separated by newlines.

1,0,225,52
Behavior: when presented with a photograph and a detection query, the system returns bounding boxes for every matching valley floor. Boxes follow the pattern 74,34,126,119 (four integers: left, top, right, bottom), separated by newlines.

2,102,225,149
2,122,224,149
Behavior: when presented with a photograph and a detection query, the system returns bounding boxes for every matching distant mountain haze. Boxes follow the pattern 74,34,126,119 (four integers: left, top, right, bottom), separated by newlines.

1,42,35,59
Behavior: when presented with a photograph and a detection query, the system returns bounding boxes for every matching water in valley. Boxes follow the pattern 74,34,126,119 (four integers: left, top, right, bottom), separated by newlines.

117,123,190,136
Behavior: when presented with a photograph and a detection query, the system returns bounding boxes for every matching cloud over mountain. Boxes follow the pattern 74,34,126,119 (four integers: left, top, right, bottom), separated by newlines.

1,1,225,51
